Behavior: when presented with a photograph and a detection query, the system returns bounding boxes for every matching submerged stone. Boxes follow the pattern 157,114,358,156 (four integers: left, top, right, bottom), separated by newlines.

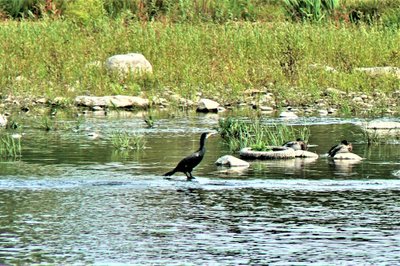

215,155,250,167
332,152,363,160
294,150,319,158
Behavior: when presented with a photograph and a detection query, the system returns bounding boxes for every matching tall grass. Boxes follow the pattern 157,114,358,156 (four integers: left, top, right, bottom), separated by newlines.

284,0,339,22
111,131,146,150
0,134,21,158
218,117,310,151
0,19,399,109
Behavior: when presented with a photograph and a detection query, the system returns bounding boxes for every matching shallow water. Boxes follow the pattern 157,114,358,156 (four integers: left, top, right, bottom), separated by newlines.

1,110,400,265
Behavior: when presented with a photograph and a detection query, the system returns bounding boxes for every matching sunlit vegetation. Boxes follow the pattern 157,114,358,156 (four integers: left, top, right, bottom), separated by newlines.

0,0,398,110
218,117,310,151
111,131,146,150
0,134,21,158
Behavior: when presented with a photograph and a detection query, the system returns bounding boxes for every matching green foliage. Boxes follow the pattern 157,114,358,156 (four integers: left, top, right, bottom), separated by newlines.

284,0,339,22
111,131,146,150
0,134,21,158
382,9,400,29
0,0,65,19
64,0,106,25
39,116,58,131
0,20,399,112
218,117,310,151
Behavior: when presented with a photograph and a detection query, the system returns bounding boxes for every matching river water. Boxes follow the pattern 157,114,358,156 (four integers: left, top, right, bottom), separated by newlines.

0,110,399,265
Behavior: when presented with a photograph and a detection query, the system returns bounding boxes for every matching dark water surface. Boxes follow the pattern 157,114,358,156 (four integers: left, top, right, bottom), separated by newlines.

1,110,400,265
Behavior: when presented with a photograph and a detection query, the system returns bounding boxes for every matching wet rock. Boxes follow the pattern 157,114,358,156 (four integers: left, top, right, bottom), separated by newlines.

279,111,298,119
294,150,319,158
105,53,153,76
75,95,149,109
327,108,337,114
240,147,296,160
332,152,363,160
196,98,220,113
364,120,400,129
215,155,250,167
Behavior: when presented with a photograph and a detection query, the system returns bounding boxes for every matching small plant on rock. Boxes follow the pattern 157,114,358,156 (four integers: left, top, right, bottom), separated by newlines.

218,117,310,151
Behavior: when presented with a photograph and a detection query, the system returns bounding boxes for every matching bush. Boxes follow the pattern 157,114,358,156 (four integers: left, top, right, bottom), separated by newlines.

284,0,339,22
218,117,310,151
64,0,105,25
0,0,64,19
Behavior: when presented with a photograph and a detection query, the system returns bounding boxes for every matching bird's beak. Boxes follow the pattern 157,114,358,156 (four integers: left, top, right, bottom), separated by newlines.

206,132,217,138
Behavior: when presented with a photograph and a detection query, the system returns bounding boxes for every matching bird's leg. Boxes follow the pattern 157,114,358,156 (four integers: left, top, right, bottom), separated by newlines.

187,172,196,181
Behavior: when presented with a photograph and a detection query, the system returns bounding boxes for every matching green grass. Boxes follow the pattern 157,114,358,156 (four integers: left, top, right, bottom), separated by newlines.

218,117,310,151
0,134,21,158
0,18,399,110
111,131,146,150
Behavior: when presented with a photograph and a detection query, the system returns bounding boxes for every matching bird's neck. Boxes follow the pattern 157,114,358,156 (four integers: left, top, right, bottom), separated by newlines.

198,137,207,152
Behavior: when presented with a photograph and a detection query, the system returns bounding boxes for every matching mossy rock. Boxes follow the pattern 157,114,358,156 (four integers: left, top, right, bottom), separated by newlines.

240,147,295,160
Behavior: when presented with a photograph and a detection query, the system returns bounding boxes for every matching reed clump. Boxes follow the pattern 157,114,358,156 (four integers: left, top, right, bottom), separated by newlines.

0,134,22,158
111,131,146,150
218,117,310,151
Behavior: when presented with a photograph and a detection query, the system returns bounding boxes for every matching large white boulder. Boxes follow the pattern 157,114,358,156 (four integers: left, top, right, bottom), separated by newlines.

196,98,220,113
105,53,153,76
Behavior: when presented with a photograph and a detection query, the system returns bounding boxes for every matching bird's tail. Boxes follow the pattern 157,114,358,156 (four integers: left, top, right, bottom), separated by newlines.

163,169,175,176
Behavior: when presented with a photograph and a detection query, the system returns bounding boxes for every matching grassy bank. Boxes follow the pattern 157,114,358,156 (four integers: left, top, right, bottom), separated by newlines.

0,18,399,110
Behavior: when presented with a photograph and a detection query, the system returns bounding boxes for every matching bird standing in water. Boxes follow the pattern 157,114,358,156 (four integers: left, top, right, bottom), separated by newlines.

164,132,214,181
283,138,307,151
328,140,353,157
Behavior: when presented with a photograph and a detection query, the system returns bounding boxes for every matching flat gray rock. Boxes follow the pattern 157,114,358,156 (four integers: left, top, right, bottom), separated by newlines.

75,95,149,108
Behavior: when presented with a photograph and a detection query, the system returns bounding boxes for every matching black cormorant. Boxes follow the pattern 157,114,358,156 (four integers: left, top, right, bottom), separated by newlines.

163,132,214,181
283,138,307,151
328,140,352,157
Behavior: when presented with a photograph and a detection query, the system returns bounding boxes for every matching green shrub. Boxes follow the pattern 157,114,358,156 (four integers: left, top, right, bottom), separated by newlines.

0,0,65,19
284,0,339,22
218,117,310,151
64,0,106,25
